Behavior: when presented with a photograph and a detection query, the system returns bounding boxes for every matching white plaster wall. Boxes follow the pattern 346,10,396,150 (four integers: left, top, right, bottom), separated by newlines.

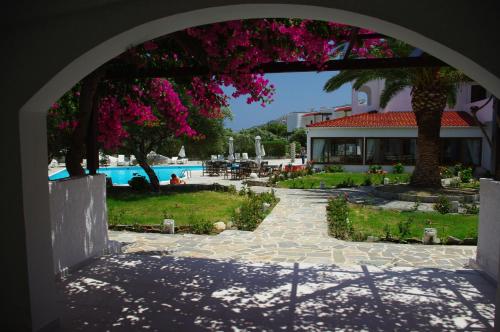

287,113,302,132
477,179,500,281
48,175,109,275
308,127,483,139
383,87,413,113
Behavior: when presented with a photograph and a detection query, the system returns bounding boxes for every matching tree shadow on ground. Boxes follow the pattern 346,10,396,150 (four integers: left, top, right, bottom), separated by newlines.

57,253,495,331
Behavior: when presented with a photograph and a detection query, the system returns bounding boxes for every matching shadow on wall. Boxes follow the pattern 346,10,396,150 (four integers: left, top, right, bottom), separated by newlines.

49,175,109,275
58,254,495,331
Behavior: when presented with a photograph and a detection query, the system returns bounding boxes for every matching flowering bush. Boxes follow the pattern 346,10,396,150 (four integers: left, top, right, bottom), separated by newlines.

326,194,353,240
368,165,386,174
392,163,404,174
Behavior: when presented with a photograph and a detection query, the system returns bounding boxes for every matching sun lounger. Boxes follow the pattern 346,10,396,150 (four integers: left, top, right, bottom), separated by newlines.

117,155,126,166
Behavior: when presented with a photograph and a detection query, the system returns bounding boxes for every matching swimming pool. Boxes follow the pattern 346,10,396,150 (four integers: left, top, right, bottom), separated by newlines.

49,165,202,185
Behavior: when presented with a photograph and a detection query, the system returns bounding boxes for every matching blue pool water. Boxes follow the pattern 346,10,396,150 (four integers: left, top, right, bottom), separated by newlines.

49,165,202,185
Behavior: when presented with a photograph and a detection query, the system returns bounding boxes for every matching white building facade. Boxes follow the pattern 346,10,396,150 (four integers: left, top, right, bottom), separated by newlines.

307,80,494,173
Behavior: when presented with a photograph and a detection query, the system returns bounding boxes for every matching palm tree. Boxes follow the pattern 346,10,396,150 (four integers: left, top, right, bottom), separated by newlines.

324,66,469,188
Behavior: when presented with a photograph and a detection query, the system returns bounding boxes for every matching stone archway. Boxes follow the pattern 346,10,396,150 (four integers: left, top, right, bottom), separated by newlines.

3,2,500,330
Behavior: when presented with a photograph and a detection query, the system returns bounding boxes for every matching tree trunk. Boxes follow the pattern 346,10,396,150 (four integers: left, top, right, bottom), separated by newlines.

66,69,104,176
136,155,161,192
410,86,448,188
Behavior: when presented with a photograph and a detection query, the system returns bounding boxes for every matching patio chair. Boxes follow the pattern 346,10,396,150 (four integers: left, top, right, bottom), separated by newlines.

117,155,126,166
234,152,241,161
169,157,178,164
178,158,188,164
258,161,271,177
241,153,249,161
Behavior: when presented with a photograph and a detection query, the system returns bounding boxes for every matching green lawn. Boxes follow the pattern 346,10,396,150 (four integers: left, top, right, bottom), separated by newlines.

277,172,411,189
349,204,478,240
107,191,245,226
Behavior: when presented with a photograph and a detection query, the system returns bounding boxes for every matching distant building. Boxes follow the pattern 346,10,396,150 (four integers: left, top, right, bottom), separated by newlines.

307,80,494,173
286,106,351,132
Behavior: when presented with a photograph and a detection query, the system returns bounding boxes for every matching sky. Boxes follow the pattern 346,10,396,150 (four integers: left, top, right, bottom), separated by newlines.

223,71,352,131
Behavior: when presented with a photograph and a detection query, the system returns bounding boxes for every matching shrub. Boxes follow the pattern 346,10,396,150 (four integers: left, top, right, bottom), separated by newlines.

368,165,383,174
453,163,464,176
325,165,344,173
188,215,213,234
397,217,413,239
434,195,451,214
128,175,150,191
362,176,373,186
326,195,353,239
262,139,287,157
232,198,264,231
392,163,404,174
105,175,113,189
383,224,392,240
227,184,237,194
463,202,479,215
336,177,355,188
459,167,473,183
232,191,278,231
440,166,454,179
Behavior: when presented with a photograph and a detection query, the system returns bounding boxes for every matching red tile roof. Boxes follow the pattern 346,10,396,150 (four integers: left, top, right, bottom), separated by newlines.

307,111,476,128
334,106,352,112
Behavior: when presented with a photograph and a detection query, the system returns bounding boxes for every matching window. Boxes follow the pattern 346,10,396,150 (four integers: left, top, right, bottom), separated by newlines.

366,138,416,165
311,138,328,163
470,85,487,103
311,138,363,164
440,138,481,166
358,85,372,106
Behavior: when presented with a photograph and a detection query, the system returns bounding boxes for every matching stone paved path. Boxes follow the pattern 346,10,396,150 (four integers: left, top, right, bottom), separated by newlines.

110,188,476,269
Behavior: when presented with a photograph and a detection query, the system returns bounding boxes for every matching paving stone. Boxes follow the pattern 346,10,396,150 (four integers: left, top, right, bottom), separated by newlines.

109,187,476,269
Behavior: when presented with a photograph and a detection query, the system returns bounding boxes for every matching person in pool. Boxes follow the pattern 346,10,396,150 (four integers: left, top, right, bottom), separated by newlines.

170,173,186,185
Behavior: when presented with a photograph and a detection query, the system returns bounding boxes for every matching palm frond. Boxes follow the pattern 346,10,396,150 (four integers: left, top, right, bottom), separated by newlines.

380,79,409,108
323,70,363,92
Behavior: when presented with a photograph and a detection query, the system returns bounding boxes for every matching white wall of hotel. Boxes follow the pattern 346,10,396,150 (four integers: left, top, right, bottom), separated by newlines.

477,179,500,282
351,80,494,123
48,175,110,276
307,126,491,171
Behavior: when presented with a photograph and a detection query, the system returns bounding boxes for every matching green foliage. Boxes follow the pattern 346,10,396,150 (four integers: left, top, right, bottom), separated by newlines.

262,139,288,157
434,195,451,214
397,217,413,239
232,190,278,231
107,191,244,226
264,122,288,137
108,208,125,226
278,172,411,189
362,176,373,186
325,165,344,173
463,201,479,215
46,85,81,161
336,177,356,188
368,165,383,174
392,163,404,174
188,215,214,234
440,166,454,179
326,195,353,240
128,175,150,191
227,185,237,195
288,128,307,147
459,167,473,183
383,224,392,240
349,205,478,241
